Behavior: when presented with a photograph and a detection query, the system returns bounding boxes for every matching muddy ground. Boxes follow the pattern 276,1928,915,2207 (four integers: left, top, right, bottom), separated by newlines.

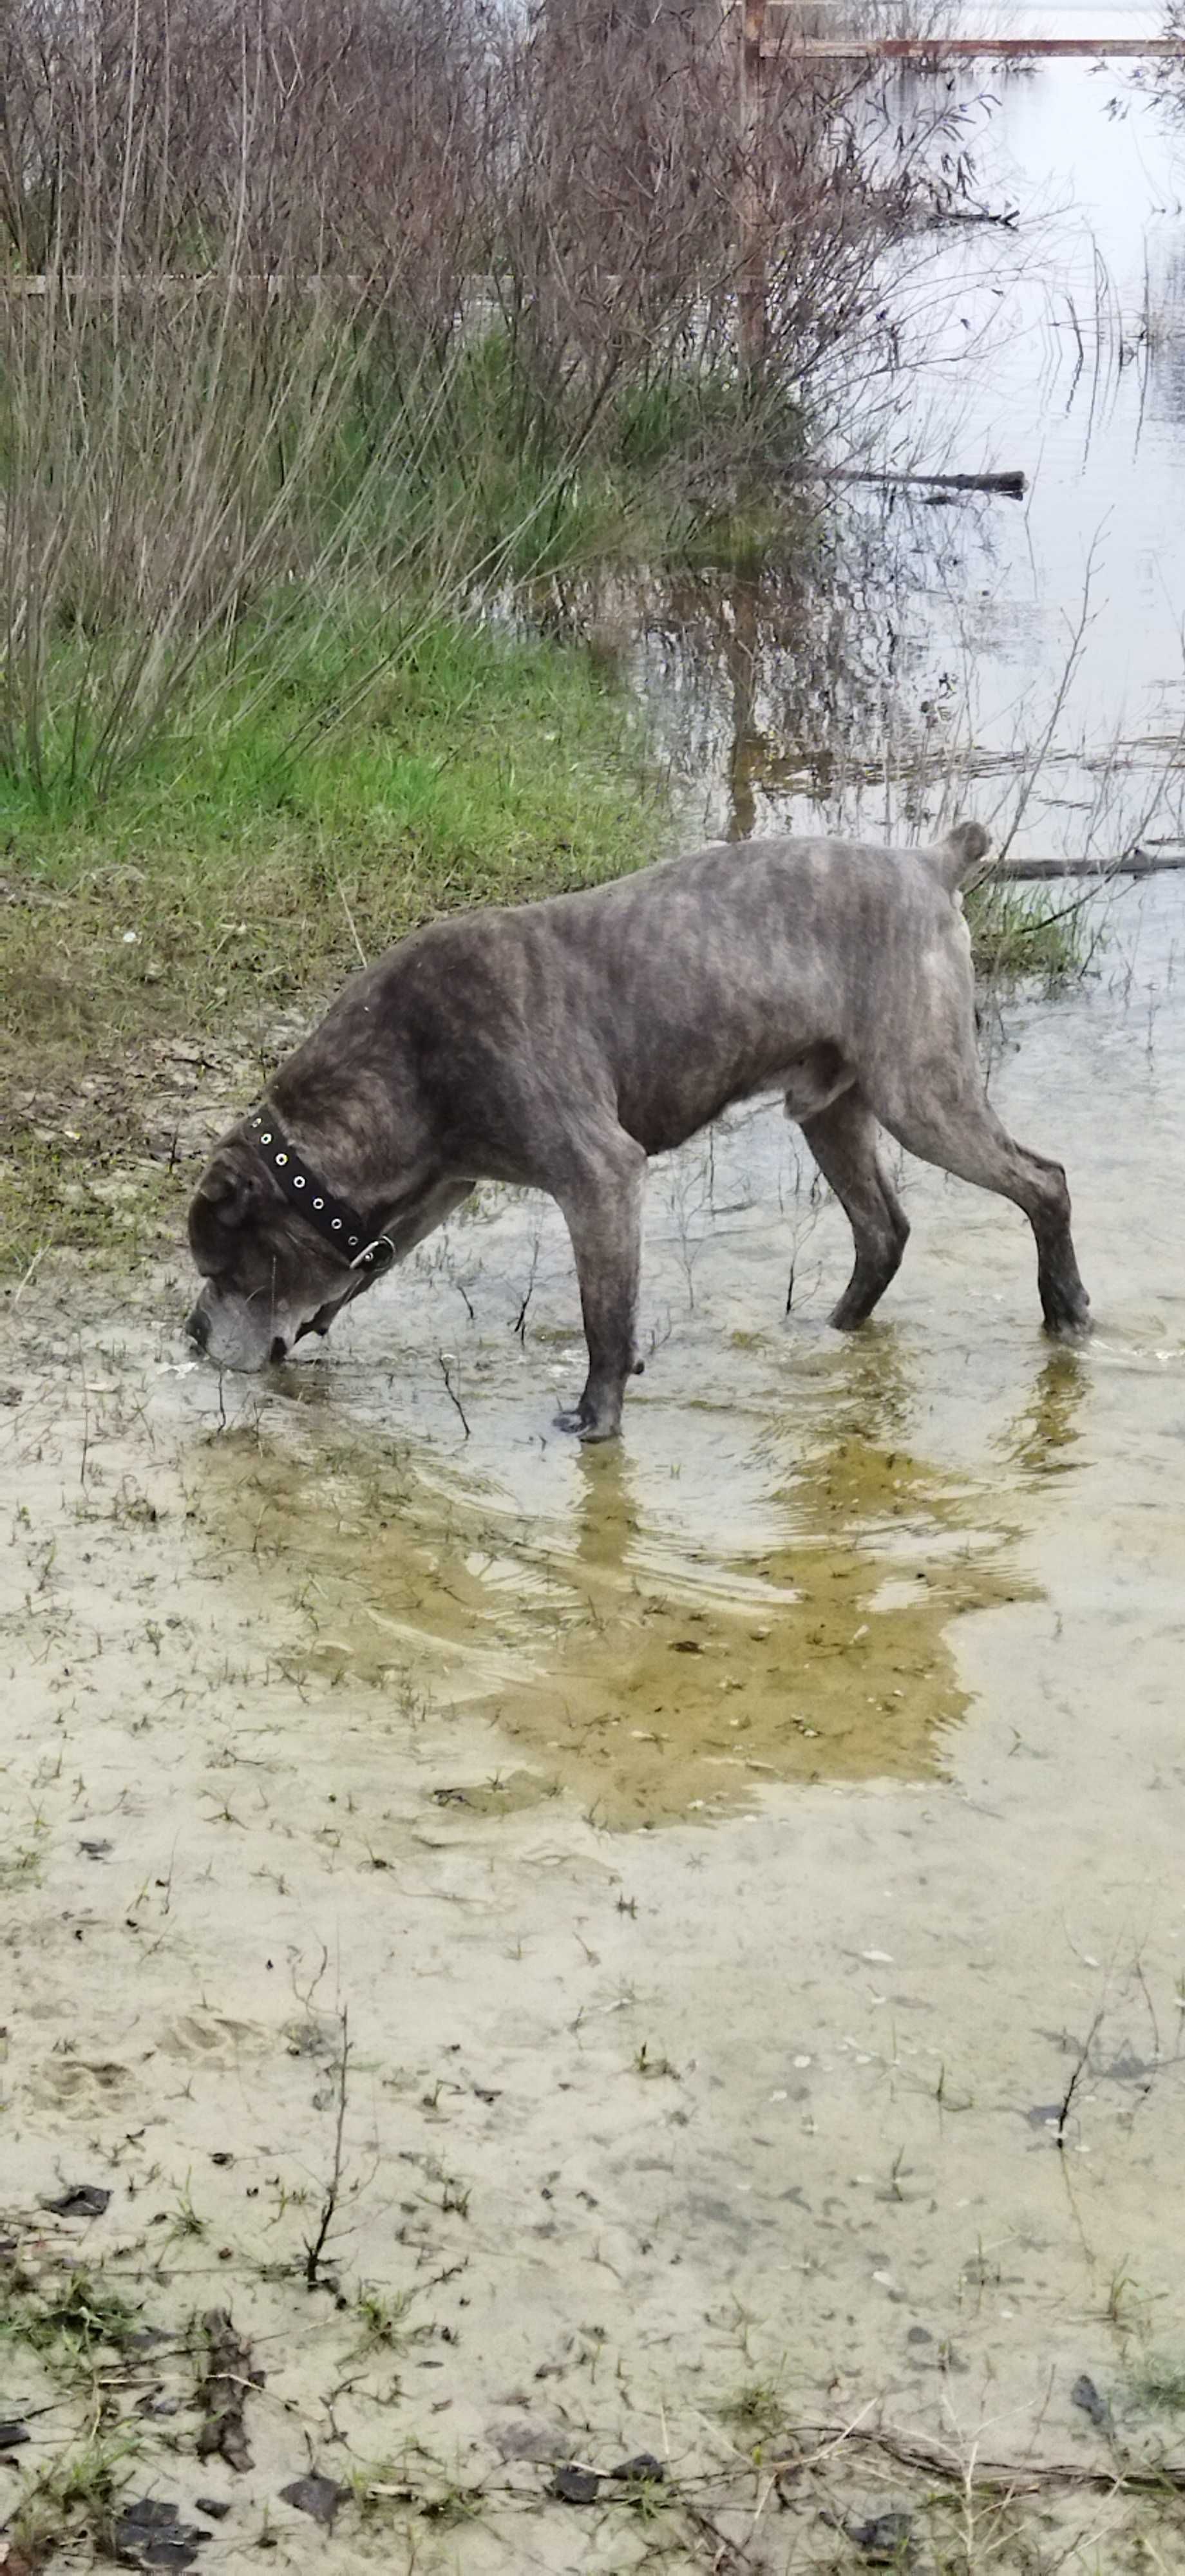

3,878,1185,2573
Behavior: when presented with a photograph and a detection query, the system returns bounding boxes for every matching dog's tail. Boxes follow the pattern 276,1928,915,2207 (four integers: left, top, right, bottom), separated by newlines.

925,819,991,891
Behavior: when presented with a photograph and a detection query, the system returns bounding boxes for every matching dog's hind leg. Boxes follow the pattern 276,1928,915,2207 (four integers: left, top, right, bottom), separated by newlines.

801,1092,910,1329
553,1132,647,1441
871,1070,1089,1335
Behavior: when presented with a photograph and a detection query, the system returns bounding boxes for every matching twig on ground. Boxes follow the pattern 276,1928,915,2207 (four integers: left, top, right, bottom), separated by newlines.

772,2417,1185,2497
511,1226,542,1343
436,1353,471,1438
1056,2007,1104,2151
304,2007,350,2289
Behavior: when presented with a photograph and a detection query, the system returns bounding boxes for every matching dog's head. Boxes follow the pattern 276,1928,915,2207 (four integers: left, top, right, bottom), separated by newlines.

185,1135,361,1370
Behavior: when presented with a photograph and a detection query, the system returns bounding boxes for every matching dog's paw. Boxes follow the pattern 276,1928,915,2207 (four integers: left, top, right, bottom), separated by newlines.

553,1405,620,1441
1044,1307,1092,1341
1041,1283,1092,1338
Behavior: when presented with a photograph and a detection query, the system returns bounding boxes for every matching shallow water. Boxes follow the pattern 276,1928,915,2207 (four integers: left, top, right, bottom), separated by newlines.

191,871,1185,1839
5,41,1185,2570
4,876,1185,2564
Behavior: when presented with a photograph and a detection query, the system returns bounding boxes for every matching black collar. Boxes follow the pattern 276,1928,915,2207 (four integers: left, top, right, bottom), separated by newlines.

245,1108,395,1278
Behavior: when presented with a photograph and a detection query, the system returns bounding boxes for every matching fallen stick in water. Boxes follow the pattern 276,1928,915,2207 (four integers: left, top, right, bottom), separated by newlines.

768,462,1027,500
986,851,1185,880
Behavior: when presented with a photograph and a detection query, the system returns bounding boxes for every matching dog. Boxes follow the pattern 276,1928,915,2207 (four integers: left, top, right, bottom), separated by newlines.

185,822,1090,1437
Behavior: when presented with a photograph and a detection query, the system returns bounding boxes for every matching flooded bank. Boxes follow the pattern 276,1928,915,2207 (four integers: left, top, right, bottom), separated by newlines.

537,12,1185,867
5,30,1185,2575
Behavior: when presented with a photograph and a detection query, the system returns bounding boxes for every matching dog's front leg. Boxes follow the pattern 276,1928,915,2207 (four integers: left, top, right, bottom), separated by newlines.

554,1138,647,1442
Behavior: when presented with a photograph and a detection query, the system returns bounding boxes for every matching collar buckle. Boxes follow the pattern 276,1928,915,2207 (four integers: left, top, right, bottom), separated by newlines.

350,1235,395,1274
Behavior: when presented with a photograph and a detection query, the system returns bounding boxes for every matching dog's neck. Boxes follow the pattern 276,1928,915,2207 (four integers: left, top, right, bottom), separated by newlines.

265,1083,424,1246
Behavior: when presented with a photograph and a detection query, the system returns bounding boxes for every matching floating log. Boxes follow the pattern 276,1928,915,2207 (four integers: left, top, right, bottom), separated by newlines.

987,851,1185,880
763,30,1185,56
770,462,1027,499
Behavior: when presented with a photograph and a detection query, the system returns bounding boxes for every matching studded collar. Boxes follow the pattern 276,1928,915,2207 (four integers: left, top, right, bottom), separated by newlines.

245,1108,395,1277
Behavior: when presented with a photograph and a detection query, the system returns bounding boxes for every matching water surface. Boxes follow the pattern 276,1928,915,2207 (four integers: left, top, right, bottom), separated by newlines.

555,21,1185,858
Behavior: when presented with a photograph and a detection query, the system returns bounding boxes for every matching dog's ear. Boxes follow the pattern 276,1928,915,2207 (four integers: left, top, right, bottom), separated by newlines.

194,1159,262,1233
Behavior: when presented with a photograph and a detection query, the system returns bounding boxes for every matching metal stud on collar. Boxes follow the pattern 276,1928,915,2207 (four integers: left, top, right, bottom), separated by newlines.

245,1104,390,1280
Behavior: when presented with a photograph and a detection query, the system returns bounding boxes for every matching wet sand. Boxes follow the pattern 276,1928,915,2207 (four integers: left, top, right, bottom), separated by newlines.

3,881,1185,2568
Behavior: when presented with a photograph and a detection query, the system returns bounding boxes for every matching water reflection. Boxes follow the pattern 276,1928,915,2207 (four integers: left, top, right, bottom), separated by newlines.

200,1307,1094,1825
1000,1345,1089,1478
537,46,1185,861
535,488,991,845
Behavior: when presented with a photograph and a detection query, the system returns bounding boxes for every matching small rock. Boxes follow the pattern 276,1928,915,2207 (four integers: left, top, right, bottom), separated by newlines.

850,2510,915,2562
905,2327,933,2347
668,1640,704,1655
39,2183,111,2217
279,2475,348,2528
551,2465,602,2504
79,1839,113,1861
1071,2373,1112,2429
111,2498,208,2571
194,2500,230,2522
609,2452,665,2482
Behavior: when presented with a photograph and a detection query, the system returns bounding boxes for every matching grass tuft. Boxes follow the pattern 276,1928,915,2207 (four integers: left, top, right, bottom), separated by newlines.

1128,2356,1185,2412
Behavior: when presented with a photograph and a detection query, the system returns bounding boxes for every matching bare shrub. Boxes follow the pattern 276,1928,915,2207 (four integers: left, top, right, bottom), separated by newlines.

477,1,973,471
0,0,974,796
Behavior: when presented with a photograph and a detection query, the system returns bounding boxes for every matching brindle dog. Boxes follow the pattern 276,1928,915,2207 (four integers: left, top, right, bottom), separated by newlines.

186,822,1090,1437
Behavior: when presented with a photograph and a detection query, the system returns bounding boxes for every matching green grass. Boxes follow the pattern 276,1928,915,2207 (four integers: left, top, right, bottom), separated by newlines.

0,2264,142,2371
967,881,1095,989
1127,2356,1185,2412
0,607,666,1270
0,577,1088,1278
